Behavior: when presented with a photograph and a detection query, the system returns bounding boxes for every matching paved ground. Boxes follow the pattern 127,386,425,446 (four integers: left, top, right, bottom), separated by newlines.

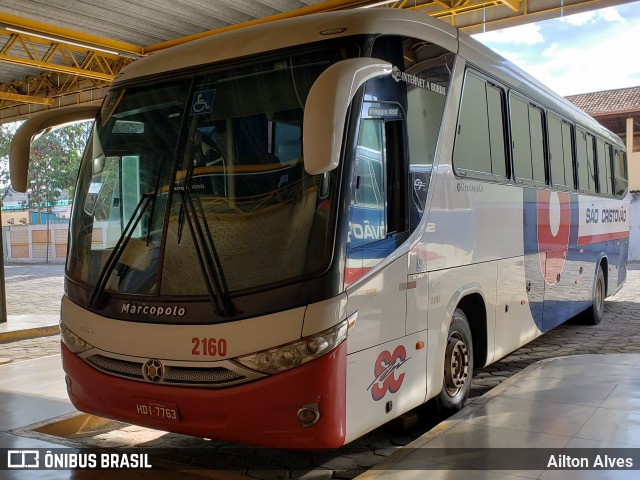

1,263,639,479
3,263,65,316
0,263,63,361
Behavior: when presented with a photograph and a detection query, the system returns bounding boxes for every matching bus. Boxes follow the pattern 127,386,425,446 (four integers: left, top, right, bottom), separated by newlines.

10,8,629,449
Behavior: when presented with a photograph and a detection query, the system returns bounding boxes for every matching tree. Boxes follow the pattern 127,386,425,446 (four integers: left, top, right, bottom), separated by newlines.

0,122,21,202
0,120,91,223
27,122,91,223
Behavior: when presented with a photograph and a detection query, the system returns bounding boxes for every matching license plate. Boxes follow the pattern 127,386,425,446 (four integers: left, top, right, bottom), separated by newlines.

134,397,179,422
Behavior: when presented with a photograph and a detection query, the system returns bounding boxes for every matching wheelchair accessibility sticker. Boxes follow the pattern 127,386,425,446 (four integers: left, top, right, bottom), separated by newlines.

191,90,216,115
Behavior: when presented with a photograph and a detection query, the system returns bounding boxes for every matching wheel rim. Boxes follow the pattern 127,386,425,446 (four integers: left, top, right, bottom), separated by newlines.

444,330,470,397
595,274,604,314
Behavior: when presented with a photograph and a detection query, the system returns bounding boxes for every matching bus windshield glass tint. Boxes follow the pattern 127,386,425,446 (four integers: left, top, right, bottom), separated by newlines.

67,39,362,298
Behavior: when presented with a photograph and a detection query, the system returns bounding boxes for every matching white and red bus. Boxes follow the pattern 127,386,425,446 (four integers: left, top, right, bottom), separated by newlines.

11,9,629,449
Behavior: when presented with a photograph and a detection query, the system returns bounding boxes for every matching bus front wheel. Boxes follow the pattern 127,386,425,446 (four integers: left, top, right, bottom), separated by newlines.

436,308,473,413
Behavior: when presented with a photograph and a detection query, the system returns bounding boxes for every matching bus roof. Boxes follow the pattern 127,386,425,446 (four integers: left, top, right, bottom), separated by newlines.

112,8,622,149
113,9,458,84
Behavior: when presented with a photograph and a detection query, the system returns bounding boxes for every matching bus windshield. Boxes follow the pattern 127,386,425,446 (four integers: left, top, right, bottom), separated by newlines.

68,39,362,304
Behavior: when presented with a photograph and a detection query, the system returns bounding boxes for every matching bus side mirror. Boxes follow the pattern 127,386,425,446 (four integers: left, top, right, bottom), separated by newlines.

10,104,100,192
303,58,392,175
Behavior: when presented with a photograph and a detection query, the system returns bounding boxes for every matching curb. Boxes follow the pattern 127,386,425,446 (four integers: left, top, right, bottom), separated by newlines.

0,325,60,343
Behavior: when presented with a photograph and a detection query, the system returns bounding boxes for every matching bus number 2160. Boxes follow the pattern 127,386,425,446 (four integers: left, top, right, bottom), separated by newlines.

191,337,227,357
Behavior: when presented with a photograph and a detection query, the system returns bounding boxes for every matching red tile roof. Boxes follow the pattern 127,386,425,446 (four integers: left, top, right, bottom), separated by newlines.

566,86,640,115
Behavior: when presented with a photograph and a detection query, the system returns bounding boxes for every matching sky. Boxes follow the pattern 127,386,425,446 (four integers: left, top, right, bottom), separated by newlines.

472,1,640,96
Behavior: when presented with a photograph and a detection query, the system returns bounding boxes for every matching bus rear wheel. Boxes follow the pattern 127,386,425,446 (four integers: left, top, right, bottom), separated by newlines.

436,308,473,413
581,265,606,325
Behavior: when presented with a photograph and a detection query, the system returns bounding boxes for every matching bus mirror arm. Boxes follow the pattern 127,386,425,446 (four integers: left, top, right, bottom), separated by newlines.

10,104,100,192
303,58,392,175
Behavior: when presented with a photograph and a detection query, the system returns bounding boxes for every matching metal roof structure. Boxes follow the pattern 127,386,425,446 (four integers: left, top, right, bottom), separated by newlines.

0,0,636,124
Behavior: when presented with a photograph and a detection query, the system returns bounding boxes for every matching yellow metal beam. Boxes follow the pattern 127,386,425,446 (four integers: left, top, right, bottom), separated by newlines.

0,12,143,57
0,27,134,81
0,91,53,105
410,1,510,17
0,50,117,82
499,0,521,12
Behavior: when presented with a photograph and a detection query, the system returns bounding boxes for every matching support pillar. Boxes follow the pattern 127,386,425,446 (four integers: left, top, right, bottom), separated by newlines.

0,225,6,324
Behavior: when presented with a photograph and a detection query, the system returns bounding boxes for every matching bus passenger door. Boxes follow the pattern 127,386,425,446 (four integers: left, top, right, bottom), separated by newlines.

345,109,422,441
345,114,408,351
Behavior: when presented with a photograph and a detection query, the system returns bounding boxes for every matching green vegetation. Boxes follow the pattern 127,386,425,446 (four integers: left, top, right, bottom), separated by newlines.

0,121,91,216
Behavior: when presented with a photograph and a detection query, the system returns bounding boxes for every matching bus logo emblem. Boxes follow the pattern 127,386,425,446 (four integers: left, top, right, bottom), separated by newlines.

368,346,410,401
142,359,165,383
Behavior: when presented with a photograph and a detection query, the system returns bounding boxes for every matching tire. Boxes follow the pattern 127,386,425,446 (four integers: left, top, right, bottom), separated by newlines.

436,308,473,413
581,265,606,325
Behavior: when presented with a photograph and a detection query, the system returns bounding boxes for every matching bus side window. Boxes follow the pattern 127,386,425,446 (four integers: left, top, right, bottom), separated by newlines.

548,114,575,189
350,115,408,248
586,133,597,193
613,149,629,197
350,118,387,248
453,72,507,181
403,52,453,231
509,93,547,185
596,139,613,195
605,144,614,196
562,121,576,189
528,105,546,184
577,128,597,193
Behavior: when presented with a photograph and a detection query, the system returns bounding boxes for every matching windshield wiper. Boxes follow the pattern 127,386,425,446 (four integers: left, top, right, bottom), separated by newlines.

176,160,194,245
177,187,236,318
88,191,154,309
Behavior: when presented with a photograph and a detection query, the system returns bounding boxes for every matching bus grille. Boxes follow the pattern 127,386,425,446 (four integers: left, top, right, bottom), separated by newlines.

84,354,253,387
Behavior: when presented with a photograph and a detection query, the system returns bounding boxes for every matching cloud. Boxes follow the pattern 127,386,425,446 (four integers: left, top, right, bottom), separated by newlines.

600,7,625,23
473,23,544,45
473,4,640,96
560,11,595,26
509,22,640,95
560,7,625,26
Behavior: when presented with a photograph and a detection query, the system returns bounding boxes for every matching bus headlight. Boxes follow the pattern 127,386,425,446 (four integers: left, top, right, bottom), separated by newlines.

235,320,348,375
60,322,94,354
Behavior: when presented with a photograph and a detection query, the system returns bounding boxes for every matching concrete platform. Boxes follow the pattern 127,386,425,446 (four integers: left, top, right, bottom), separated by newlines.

361,354,640,480
0,314,59,345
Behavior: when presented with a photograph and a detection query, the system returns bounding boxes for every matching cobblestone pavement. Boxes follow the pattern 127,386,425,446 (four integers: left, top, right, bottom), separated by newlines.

1,264,639,479
0,263,63,360
3,263,65,315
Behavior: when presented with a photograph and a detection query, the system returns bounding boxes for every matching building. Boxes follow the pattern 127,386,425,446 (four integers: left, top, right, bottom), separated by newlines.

567,86,640,261
566,86,640,190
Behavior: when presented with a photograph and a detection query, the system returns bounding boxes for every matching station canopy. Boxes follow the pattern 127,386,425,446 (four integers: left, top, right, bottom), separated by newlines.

0,0,636,124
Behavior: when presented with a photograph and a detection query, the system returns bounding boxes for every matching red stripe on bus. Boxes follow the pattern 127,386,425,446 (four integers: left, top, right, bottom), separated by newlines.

344,266,373,285
577,230,630,246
